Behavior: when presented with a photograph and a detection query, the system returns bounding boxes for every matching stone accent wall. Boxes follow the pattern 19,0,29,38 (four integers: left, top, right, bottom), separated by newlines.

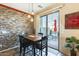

0,5,33,52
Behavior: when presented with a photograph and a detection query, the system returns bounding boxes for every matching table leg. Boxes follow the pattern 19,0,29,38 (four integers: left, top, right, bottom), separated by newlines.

32,43,36,56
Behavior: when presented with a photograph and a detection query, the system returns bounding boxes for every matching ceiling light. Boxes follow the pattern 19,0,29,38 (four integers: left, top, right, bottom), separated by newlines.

31,3,34,15
31,12,34,15
38,5,43,8
27,14,31,18
30,18,33,22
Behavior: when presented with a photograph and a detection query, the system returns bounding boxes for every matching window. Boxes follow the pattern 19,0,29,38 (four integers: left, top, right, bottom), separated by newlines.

40,16,47,36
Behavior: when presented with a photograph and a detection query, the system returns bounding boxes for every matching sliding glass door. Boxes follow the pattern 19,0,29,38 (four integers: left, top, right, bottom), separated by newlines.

48,11,59,49
39,11,60,49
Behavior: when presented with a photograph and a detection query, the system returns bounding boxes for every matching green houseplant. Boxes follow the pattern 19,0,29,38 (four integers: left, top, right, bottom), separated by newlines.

65,36,79,56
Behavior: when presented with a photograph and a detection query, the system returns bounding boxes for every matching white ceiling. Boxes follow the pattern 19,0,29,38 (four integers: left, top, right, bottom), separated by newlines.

1,3,54,14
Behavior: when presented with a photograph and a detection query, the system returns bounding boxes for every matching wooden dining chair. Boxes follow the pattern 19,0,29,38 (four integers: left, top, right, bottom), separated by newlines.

35,36,48,56
19,35,32,56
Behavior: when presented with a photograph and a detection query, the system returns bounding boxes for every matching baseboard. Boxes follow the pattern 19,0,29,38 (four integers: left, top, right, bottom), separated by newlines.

0,45,19,53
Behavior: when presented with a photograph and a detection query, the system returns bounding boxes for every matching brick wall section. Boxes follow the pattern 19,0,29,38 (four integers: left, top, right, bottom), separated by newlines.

0,5,33,53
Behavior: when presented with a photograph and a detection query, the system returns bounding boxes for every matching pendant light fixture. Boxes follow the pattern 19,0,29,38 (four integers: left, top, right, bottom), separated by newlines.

27,3,34,22
30,17,33,22
27,14,31,18
27,3,31,18
31,3,34,15
30,3,34,22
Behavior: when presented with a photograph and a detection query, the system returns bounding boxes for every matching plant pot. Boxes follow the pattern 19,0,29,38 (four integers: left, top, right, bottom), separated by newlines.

70,49,76,56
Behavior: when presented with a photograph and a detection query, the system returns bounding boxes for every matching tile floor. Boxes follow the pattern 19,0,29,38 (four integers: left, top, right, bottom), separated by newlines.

21,47,64,56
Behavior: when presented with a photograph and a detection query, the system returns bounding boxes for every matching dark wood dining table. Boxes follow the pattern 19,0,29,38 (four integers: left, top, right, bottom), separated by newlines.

24,34,42,56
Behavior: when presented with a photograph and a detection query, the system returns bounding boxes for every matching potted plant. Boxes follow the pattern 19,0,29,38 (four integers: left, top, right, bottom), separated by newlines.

65,36,79,56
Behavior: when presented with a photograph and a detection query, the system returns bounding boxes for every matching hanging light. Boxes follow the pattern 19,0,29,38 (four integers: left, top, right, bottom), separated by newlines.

27,3,34,18
30,17,33,22
31,12,34,15
27,3,34,22
31,3,34,15
30,3,34,22
27,14,31,18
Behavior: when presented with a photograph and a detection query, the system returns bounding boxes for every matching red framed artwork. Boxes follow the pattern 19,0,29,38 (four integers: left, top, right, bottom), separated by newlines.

65,12,79,29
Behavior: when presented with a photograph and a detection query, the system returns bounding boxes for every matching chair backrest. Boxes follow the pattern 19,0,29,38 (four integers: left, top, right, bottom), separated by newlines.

19,35,32,47
36,36,48,49
19,35,28,46
41,36,48,46
19,35,26,45
38,33,43,37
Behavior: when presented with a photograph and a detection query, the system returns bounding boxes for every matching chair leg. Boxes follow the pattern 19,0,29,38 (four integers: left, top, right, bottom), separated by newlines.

46,46,48,56
20,46,22,56
23,47,26,56
41,49,42,56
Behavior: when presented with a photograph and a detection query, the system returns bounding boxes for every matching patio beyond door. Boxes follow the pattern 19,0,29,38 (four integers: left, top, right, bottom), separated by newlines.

39,11,60,49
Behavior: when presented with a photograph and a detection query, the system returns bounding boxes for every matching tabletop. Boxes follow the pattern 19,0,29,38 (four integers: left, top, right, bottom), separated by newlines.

24,34,42,42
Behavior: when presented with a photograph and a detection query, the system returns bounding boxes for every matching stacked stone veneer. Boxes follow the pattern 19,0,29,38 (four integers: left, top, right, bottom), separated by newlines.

0,5,33,53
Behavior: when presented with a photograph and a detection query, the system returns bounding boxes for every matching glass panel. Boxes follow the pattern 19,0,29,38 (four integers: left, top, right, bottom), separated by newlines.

40,16,47,36
48,11,59,49
48,12,59,34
